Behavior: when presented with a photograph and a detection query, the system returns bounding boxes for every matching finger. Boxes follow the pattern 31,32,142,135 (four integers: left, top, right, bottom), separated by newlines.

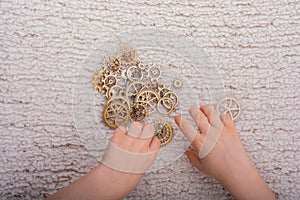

149,136,161,151
174,115,198,143
185,150,203,171
220,113,235,128
189,107,210,134
191,134,203,152
200,105,223,128
127,121,143,137
140,123,155,139
110,126,126,145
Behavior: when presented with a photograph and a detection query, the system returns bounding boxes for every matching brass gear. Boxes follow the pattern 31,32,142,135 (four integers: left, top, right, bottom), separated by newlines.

153,121,173,147
117,44,137,66
91,70,105,92
101,71,119,98
103,101,130,129
125,81,147,103
130,103,149,122
102,54,122,74
135,89,159,114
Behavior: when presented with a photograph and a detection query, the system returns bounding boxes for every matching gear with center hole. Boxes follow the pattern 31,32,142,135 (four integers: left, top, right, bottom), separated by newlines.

125,81,147,103
173,79,182,88
102,71,119,97
91,70,105,92
153,121,173,147
135,89,159,114
125,65,144,82
146,63,161,81
217,97,241,121
102,54,122,74
117,44,137,66
130,103,149,122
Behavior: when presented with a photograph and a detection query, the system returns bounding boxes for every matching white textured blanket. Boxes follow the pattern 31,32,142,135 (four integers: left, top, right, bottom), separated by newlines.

0,1,299,199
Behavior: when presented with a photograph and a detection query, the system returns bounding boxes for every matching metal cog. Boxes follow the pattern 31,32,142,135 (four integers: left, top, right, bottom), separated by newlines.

102,54,122,74
117,44,137,66
130,103,149,122
103,101,130,129
146,63,162,81
173,78,182,88
101,71,119,98
125,65,145,82
125,81,147,103
91,70,105,92
153,121,174,147
217,97,241,121
135,89,160,114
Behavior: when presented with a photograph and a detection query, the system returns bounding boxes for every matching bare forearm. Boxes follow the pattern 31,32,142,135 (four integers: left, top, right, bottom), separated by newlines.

222,165,276,200
47,164,141,200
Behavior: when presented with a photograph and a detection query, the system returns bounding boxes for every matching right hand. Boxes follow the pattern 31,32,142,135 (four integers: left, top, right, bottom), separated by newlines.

174,105,276,200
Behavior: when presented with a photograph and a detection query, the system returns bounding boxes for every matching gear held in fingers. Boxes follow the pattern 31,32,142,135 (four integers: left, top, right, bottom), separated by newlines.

153,121,174,146
103,101,130,129
217,97,241,120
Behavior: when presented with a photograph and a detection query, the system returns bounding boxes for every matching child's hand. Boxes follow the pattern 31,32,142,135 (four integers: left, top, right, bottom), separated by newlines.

174,105,276,200
47,122,161,200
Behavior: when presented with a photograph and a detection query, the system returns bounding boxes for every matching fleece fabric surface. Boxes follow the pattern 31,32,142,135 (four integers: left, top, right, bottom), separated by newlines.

0,1,299,199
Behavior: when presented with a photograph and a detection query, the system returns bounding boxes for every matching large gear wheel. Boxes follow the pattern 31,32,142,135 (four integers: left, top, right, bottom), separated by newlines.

117,44,137,66
103,101,130,129
153,121,174,147
107,95,130,108
125,81,147,103
135,89,159,114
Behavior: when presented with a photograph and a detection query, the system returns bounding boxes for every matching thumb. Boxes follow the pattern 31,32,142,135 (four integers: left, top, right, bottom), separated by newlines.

185,150,204,172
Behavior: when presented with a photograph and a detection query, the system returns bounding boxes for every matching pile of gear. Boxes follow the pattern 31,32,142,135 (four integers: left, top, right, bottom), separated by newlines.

91,44,181,146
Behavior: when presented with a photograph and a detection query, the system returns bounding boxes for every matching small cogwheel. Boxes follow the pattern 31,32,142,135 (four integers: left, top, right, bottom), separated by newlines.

91,70,105,92
130,103,149,122
117,44,137,66
153,121,174,147
102,71,119,96
136,61,146,70
146,63,161,81
102,54,122,74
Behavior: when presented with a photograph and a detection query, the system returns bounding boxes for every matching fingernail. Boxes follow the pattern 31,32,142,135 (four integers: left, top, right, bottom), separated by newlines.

189,107,199,117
